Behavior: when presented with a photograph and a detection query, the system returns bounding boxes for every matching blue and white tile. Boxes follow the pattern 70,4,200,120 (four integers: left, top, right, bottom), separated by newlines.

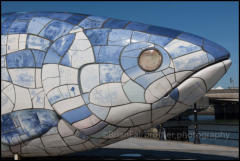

27,35,50,51
192,61,226,90
1,92,14,115
7,34,19,53
121,72,130,84
53,95,84,115
80,64,99,93
6,50,35,68
125,22,149,32
123,80,145,103
131,31,150,43
69,26,83,33
152,95,176,110
120,57,138,70
96,46,123,64
175,71,193,83
61,105,92,124
8,20,29,34
1,35,7,45
106,103,150,124
42,64,59,81
68,85,80,97
82,93,90,104
42,77,60,94
1,81,11,90
42,127,58,136
48,12,72,21
35,69,42,88
67,48,95,68
13,85,32,111
79,16,108,29
148,35,172,47
41,134,67,148
146,26,182,38
32,91,45,109
47,88,64,105
125,66,145,80
31,50,45,68
1,45,7,56
21,138,45,154
207,52,215,64
58,119,76,137
8,68,35,88
85,28,111,46
121,49,142,58
108,29,132,46
135,71,164,89
59,65,78,85
164,39,201,58
75,31,88,40
27,17,52,34
70,38,91,51
79,121,107,136
87,104,110,120
151,105,173,121
203,39,229,61
69,143,86,152
58,85,71,99
1,56,6,67
103,18,129,29
72,114,100,129
90,83,129,107
145,77,172,103
117,118,134,127
154,45,171,71
19,34,27,50
177,32,203,46
63,135,86,146
39,20,73,41
2,84,15,103
130,111,151,126
99,64,123,83
177,77,206,105
173,50,208,72
92,46,101,60
166,73,176,85
162,67,174,75
51,34,75,56
1,68,11,82
90,125,117,138
123,42,153,52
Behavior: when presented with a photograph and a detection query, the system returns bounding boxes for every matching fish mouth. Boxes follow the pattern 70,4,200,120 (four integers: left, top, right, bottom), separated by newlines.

167,58,232,106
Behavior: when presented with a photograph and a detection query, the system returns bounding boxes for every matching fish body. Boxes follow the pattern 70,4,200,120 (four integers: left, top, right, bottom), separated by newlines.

1,12,231,157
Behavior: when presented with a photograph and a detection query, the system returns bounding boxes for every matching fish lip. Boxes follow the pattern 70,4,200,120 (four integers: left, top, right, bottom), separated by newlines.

163,57,231,99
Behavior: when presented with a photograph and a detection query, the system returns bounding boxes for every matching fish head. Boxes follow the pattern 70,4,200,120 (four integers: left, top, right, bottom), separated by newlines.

81,18,231,128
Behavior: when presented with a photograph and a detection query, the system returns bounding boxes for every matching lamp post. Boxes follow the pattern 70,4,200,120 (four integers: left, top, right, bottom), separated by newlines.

193,103,200,144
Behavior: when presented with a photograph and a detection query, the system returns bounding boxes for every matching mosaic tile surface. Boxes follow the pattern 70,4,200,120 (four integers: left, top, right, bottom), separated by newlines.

1,12,231,157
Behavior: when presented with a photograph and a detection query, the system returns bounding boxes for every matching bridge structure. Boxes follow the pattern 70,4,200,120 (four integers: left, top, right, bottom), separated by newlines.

184,88,239,119
205,88,239,102
204,88,239,119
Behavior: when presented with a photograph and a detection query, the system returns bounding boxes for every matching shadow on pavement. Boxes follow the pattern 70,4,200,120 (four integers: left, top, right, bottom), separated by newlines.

2,148,238,160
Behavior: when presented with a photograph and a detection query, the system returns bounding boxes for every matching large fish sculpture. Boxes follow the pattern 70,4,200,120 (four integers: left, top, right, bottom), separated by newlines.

1,12,231,158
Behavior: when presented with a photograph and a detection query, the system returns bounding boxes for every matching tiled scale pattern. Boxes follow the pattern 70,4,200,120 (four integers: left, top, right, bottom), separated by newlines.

1,12,231,157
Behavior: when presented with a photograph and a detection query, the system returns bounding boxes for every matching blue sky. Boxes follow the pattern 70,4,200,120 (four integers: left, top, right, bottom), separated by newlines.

2,1,239,89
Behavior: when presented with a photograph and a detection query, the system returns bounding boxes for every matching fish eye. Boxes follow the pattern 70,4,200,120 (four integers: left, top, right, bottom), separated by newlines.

138,48,162,72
